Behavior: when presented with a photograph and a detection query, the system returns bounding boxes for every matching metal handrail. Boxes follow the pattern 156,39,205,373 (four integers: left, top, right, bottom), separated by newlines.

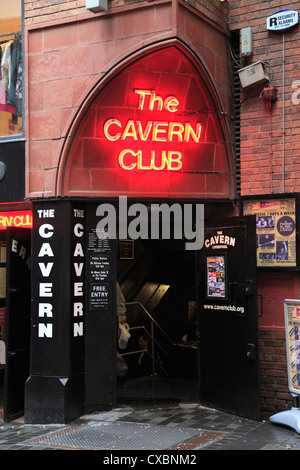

129,326,169,358
122,302,174,375
120,325,168,376
120,347,168,376
125,301,173,345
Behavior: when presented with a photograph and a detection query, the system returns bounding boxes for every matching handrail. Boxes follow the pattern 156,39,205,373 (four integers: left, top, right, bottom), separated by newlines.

120,348,168,376
125,301,174,345
129,326,169,358
120,325,169,376
123,302,174,376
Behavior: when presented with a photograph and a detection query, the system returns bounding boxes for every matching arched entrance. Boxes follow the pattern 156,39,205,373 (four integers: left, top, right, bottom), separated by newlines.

58,42,234,199
57,42,241,410
26,42,260,422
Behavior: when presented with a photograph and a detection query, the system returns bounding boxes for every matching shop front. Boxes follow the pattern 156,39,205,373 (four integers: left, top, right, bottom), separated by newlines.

18,39,261,424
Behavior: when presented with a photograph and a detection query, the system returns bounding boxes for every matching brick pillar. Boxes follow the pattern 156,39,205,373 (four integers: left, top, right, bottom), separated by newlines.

259,330,293,413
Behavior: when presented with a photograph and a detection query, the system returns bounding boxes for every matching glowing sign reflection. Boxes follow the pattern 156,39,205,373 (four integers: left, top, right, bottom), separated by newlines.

0,211,32,229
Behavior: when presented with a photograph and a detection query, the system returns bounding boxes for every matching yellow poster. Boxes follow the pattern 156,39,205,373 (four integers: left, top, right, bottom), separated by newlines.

243,198,296,267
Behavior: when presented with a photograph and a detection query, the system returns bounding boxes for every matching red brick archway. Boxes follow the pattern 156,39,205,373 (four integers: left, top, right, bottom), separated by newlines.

59,43,234,199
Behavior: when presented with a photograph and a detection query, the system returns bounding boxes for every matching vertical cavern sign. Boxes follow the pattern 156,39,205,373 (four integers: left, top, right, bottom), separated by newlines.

26,200,85,423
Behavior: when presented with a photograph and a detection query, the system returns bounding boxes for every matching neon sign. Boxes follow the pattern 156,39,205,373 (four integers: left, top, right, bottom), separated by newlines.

103,90,202,171
0,211,32,230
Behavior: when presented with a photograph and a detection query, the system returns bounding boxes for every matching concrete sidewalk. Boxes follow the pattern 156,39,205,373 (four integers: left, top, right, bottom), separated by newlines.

0,402,300,451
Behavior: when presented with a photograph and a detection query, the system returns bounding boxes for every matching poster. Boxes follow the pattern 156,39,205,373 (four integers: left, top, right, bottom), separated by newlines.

119,239,134,260
207,255,226,298
243,198,296,267
87,227,114,311
284,300,300,395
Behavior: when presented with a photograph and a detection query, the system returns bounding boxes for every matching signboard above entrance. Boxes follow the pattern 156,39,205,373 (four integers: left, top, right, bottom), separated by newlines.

63,46,233,199
267,10,299,32
103,89,202,172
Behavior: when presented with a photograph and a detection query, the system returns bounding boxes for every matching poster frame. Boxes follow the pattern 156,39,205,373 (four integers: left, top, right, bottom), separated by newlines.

206,253,227,300
240,193,300,270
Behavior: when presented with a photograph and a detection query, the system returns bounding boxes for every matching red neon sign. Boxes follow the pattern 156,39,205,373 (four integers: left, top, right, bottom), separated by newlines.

64,46,233,199
0,211,32,230
103,89,202,172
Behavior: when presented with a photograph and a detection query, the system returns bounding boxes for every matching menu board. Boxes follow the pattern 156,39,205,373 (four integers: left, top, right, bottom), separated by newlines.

243,198,296,268
207,255,226,298
88,228,113,311
284,300,300,395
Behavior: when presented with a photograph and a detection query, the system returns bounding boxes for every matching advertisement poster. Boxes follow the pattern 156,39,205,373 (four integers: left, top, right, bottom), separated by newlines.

284,300,300,395
207,255,226,298
243,198,296,267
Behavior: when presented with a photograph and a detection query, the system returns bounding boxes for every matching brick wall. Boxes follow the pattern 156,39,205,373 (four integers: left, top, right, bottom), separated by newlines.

24,0,227,28
24,0,232,198
259,330,292,413
24,0,88,25
229,1,300,195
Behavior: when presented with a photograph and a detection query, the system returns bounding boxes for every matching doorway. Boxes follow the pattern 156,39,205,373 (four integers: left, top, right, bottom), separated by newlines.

0,227,31,422
116,238,198,406
116,214,260,420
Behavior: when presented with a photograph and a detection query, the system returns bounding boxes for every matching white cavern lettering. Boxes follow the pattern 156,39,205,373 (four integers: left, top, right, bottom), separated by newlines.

38,262,54,277
73,214,85,337
74,243,84,257
74,262,84,276
38,303,53,317
37,214,55,338
37,208,85,339
38,243,54,257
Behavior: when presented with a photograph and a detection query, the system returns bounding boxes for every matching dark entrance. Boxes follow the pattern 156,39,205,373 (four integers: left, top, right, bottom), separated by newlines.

117,238,198,405
4,227,31,422
197,216,260,420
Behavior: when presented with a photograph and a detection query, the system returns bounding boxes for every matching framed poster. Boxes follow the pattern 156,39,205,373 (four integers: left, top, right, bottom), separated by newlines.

243,197,297,268
206,255,226,298
119,239,134,260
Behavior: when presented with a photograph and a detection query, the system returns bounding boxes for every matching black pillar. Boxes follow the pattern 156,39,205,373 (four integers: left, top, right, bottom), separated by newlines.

84,202,117,413
25,200,86,423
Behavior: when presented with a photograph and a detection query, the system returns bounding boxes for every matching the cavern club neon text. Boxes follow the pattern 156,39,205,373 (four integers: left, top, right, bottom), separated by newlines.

0,211,32,230
103,90,202,171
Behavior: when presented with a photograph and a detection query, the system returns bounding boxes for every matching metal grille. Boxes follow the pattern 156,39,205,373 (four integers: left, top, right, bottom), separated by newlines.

26,421,204,450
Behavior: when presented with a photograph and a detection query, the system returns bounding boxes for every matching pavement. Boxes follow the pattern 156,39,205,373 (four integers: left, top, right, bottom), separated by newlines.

1,400,300,455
